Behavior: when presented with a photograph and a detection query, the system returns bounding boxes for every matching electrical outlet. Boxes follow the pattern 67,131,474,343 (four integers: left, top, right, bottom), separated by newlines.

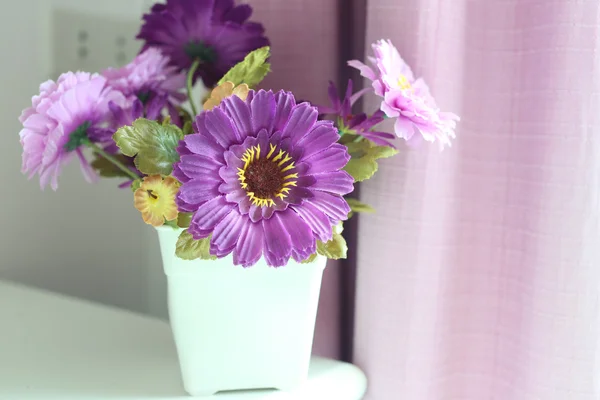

51,7,142,78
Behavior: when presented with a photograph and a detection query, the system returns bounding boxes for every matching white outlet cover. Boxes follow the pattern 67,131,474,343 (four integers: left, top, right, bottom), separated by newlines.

51,7,142,77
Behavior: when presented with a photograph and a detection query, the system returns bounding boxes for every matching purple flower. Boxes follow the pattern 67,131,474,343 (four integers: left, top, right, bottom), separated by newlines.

174,90,354,267
137,0,269,88
349,39,459,149
19,72,128,190
103,48,185,100
103,48,186,121
317,79,396,147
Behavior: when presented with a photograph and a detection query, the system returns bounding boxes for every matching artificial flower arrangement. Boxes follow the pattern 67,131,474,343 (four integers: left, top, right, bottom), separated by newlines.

18,0,458,395
19,2,458,268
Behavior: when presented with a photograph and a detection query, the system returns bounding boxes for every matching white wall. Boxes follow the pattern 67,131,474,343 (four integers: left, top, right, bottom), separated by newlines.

0,0,165,316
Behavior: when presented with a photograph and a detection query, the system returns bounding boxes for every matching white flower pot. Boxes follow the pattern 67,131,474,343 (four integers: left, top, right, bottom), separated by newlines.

155,226,327,397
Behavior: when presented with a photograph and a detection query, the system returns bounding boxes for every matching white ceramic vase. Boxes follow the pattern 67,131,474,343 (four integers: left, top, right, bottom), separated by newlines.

155,226,327,397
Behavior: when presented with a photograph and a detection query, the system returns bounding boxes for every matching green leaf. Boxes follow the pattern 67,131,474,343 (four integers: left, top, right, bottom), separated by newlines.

218,46,271,88
316,232,347,260
177,212,193,228
130,179,142,192
300,253,318,264
175,230,217,261
113,118,183,176
182,120,193,135
343,140,398,182
346,198,375,214
90,154,133,178
164,219,179,229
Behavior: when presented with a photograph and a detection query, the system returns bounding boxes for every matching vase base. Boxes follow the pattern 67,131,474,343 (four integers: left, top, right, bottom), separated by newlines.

183,378,306,397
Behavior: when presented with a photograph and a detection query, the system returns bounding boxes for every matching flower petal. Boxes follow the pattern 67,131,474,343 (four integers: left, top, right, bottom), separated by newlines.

219,93,252,138
183,132,224,162
290,202,332,242
203,107,241,148
211,210,245,256
250,89,276,132
283,103,319,145
262,215,293,267
176,154,221,179
177,178,221,209
76,148,98,184
233,220,264,267
304,144,350,174
348,60,376,80
272,90,296,132
310,171,354,195
276,211,316,262
224,4,252,24
189,196,235,239
394,117,416,140
296,120,340,160
306,191,350,223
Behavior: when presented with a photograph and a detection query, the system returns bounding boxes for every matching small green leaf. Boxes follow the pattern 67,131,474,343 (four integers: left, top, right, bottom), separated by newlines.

301,253,318,264
218,46,271,88
164,219,179,229
316,232,347,260
90,154,133,178
346,198,375,214
343,140,398,182
175,230,217,261
182,120,193,135
131,179,142,192
177,212,193,228
113,118,183,176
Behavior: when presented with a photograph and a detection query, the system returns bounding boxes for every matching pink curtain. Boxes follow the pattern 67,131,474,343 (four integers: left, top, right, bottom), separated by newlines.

251,0,600,398
355,0,600,399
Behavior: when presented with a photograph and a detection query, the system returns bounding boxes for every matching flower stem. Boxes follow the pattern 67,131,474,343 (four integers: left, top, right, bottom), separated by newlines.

87,142,140,181
186,59,202,117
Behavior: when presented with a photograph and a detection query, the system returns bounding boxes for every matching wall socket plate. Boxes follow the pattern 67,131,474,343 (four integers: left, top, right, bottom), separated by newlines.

51,7,142,78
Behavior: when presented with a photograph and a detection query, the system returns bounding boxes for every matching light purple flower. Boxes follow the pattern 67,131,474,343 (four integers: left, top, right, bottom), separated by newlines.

317,79,396,148
103,48,185,111
137,0,269,87
174,89,354,267
19,72,127,190
349,39,459,149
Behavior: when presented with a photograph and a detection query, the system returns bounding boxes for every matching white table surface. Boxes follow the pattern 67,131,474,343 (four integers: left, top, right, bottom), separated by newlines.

0,281,366,400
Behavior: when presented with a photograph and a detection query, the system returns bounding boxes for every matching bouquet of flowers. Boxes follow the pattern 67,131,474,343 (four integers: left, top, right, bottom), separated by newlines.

18,0,459,268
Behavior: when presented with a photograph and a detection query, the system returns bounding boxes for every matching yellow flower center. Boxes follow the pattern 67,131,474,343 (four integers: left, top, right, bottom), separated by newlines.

398,74,412,90
237,143,298,207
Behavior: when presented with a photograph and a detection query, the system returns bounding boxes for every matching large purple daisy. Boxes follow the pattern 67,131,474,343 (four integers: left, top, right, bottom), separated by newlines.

173,90,354,267
137,0,269,88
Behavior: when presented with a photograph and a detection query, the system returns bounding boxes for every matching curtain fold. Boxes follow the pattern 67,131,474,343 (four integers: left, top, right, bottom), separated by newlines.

354,0,600,399
248,0,600,398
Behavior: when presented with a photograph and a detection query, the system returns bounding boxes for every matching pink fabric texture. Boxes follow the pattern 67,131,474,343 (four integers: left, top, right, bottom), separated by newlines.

247,0,342,359
354,0,600,399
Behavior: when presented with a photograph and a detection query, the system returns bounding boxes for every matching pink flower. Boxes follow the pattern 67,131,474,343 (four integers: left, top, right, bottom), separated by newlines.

349,39,459,149
19,72,127,190
103,48,185,102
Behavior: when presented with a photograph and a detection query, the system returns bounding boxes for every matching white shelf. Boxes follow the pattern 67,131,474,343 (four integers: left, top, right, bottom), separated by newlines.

0,281,366,399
